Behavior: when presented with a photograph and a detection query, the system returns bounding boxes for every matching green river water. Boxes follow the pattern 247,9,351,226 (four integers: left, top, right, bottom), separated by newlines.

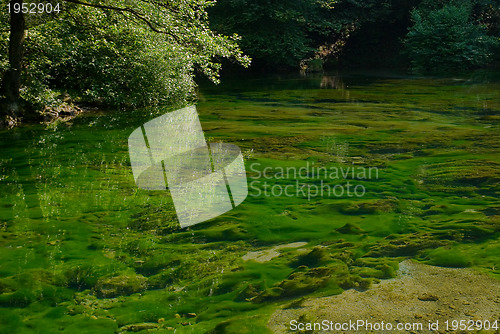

0,71,499,333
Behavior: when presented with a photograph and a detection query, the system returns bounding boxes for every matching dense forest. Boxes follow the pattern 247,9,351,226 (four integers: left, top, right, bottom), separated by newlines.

0,0,499,126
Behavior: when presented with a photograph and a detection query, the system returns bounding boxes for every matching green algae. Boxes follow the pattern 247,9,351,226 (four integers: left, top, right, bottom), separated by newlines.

0,71,499,333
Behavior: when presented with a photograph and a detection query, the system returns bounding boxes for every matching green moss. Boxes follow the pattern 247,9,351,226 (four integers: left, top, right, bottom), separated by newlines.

45,307,67,319
38,284,74,305
354,263,396,279
128,206,179,233
198,226,250,242
93,274,147,298
0,289,35,308
340,200,397,215
0,311,22,334
284,297,307,309
65,265,101,290
338,274,373,290
424,247,473,268
296,247,330,267
235,283,261,302
147,270,174,290
366,232,449,257
335,223,364,235
1,72,499,333
278,267,332,297
62,317,118,333
252,286,284,303
134,253,181,276
207,315,272,334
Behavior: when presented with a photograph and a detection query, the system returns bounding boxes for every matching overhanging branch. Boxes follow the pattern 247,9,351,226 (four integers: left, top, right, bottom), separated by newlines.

62,0,182,43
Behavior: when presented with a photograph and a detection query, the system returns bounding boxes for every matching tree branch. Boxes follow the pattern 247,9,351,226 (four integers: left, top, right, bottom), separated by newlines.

62,0,181,43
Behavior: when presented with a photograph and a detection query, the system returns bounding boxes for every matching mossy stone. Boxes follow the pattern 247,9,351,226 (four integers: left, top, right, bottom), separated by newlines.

296,247,330,267
336,223,364,235
94,274,147,298
0,289,35,308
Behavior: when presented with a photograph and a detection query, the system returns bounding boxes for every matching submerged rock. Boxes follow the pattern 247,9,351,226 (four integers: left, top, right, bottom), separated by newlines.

94,274,147,298
235,283,261,302
296,247,330,267
118,323,159,332
366,232,448,257
335,222,365,235
242,242,307,263
0,289,35,308
252,266,335,303
340,199,397,215
418,292,439,301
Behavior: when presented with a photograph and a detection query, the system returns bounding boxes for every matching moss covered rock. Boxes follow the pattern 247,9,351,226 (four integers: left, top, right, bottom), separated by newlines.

296,247,330,267
366,232,448,257
335,223,365,235
94,274,147,298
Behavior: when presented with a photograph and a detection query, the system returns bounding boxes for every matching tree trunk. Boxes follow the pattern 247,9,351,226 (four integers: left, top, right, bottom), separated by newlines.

0,0,26,125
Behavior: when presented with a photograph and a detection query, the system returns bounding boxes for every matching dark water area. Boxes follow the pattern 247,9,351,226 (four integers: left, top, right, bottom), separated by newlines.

0,71,499,333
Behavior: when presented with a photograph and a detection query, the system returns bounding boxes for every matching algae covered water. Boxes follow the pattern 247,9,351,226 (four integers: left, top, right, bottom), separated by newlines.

0,71,499,333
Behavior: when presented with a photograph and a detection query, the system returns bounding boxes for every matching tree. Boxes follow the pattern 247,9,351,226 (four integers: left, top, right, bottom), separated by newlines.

0,0,250,126
208,0,340,69
0,0,25,126
208,0,403,70
336,0,417,68
404,3,499,72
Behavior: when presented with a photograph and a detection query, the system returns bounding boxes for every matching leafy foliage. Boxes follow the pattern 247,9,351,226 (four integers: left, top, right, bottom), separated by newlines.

0,9,8,75
1,0,250,110
209,0,406,69
209,0,340,68
404,4,499,73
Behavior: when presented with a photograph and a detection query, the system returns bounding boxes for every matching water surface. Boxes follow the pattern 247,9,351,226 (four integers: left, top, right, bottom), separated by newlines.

0,71,499,333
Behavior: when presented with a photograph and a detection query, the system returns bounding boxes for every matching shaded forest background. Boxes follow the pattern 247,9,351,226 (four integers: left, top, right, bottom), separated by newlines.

209,0,499,72
0,0,499,125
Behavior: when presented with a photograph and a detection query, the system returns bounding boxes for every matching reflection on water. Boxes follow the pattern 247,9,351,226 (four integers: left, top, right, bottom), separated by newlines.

0,71,499,333
320,75,344,90
320,74,350,100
